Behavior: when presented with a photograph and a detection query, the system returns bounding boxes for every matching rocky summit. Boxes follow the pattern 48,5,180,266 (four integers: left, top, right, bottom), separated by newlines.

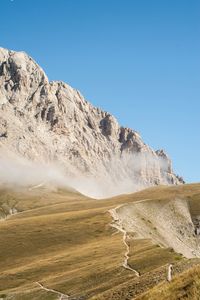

0,47,184,197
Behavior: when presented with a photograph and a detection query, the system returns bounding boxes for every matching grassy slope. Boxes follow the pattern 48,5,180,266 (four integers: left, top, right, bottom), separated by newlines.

136,265,200,300
0,183,200,299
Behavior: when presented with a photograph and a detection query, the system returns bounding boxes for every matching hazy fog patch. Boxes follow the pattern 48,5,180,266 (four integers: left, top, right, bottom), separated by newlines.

0,150,171,199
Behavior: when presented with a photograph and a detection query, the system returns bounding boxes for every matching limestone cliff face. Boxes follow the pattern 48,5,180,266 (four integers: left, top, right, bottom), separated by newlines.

0,47,184,196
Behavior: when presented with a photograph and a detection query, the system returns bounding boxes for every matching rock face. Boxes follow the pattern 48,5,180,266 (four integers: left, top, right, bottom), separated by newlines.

0,47,184,197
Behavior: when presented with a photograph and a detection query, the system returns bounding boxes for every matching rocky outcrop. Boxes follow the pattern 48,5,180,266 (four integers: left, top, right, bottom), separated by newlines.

0,47,183,197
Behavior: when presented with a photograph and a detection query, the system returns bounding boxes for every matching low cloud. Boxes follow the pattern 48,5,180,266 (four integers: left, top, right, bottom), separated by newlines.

0,151,170,198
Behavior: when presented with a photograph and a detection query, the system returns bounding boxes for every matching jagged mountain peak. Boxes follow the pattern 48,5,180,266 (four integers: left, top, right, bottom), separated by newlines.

0,47,183,197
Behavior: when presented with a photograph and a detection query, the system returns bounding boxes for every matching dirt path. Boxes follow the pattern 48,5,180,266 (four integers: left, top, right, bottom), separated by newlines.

36,282,69,300
109,205,140,277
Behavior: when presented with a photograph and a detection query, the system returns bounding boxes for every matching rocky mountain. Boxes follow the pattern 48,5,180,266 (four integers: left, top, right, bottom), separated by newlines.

0,47,184,197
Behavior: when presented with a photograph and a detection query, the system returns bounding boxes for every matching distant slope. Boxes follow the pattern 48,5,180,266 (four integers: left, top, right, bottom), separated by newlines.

0,183,200,299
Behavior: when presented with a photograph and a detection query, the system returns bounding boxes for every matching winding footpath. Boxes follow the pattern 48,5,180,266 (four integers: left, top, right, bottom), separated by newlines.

36,282,69,300
109,205,140,277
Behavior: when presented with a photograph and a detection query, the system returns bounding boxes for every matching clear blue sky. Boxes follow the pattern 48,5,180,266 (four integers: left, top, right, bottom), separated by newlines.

1,0,200,182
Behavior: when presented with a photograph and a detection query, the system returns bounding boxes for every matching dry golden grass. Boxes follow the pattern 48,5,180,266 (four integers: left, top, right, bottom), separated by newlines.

136,265,200,300
0,188,136,299
128,239,182,275
0,183,200,299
